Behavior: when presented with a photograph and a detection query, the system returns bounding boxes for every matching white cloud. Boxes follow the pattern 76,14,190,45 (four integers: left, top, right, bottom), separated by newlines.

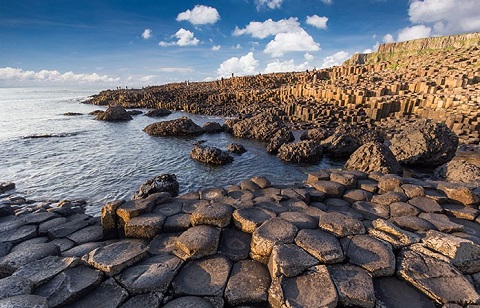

176,5,220,25
321,51,351,68
397,25,432,42
0,67,120,84
139,75,156,82
154,67,193,73
408,0,480,35
383,33,395,43
217,52,259,77
255,0,283,10
212,45,221,51
159,28,199,47
141,28,152,39
321,0,333,4
233,17,301,39
264,29,321,57
304,53,315,61
264,59,310,73
306,15,328,29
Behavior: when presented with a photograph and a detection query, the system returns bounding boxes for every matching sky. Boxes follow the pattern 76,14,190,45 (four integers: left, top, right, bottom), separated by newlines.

1,0,479,88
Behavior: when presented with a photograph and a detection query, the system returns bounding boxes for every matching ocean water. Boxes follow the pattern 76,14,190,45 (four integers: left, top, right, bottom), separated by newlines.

0,87,343,215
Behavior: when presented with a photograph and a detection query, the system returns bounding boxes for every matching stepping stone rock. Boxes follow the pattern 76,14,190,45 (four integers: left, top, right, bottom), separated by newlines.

295,229,344,264
0,243,60,277
163,213,191,232
443,203,479,221
101,200,124,239
371,191,408,205
377,175,404,192
0,242,11,258
0,224,37,244
408,196,443,213
124,213,165,239
330,172,357,189
119,293,161,308
397,248,480,305
0,276,34,300
319,211,365,237
21,212,59,225
279,211,318,229
422,230,480,274
311,180,345,198
268,244,318,278
373,277,436,308
389,202,421,217
353,201,390,220
251,176,271,189
67,225,103,244
343,189,373,204
83,239,147,276
70,278,129,308
147,233,179,255
269,265,337,308
34,265,103,307
172,254,232,297
0,216,25,233
218,228,251,261
153,201,183,217
173,225,220,260
116,198,156,223
12,256,78,287
0,295,48,308
419,213,464,233
398,184,425,199
250,218,298,263
240,180,260,192
328,264,375,308
115,254,183,294
391,215,437,232
38,217,67,235
438,182,480,206
344,235,395,277
47,218,89,239
49,238,75,252
233,207,276,234
62,242,104,257
369,219,421,250
163,296,213,308
199,188,226,200
191,203,234,228
225,259,271,306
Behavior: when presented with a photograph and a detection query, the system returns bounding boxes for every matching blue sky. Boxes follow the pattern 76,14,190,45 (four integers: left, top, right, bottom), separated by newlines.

1,0,479,87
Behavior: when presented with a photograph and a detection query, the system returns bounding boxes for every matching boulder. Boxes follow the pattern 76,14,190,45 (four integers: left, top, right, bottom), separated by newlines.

322,124,383,157
226,143,246,154
434,160,480,185
300,127,329,143
132,174,179,199
190,144,233,165
277,140,324,163
143,117,204,136
95,105,132,121
127,109,142,116
0,182,15,194
389,119,458,167
345,142,403,175
232,112,288,142
202,122,224,133
145,108,171,117
266,128,295,154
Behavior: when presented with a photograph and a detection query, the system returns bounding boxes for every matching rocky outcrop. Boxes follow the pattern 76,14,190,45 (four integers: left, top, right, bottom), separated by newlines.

345,142,403,175
277,141,323,163
300,128,329,143
190,144,233,165
389,119,459,167
131,174,179,199
322,125,383,157
434,160,480,185
202,122,224,134
145,108,171,117
226,143,246,154
232,113,289,142
266,128,295,154
143,117,204,136
95,105,132,122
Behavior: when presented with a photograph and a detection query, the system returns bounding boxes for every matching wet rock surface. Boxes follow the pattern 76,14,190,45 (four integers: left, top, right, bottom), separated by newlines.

190,144,234,165
0,169,479,306
95,105,132,122
143,116,204,136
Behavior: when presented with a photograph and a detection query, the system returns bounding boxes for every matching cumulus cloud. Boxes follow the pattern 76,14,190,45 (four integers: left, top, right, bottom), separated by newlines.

159,28,199,47
233,17,301,39
263,59,310,73
264,29,320,57
304,53,315,61
306,15,328,29
176,5,220,25
212,45,221,51
321,0,333,4
255,0,283,10
155,67,193,73
217,52,259,77
321,51,351,68
408,0,480,35
0,67,120,84
383,33,395,43
397,25,432,42
141,28,152,39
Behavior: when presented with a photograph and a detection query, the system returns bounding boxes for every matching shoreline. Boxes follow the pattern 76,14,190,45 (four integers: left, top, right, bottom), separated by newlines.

1,168,480,306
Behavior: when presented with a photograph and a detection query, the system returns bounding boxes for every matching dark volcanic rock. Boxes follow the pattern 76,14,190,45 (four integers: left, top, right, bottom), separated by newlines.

232,112,288,142
225,260,271,306
202,122,224,133
226,142,246,154
277,140,323,163
322,124,383,157
345,142,403,175
300,127,329,143
132,174,179,199
143,116,204,136
145,108,171,117
434,159,480,185
95,105,133,121
389,119,458,167
266,128,295,154
127,109,143,115
190,144,233,165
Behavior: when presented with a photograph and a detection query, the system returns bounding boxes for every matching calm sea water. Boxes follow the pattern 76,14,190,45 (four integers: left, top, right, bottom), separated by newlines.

0,87,342,215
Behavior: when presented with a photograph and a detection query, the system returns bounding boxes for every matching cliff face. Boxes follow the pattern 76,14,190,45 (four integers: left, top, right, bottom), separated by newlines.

346,32,480,65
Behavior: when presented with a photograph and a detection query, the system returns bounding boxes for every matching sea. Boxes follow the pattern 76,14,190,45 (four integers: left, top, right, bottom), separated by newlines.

0,87,344,215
